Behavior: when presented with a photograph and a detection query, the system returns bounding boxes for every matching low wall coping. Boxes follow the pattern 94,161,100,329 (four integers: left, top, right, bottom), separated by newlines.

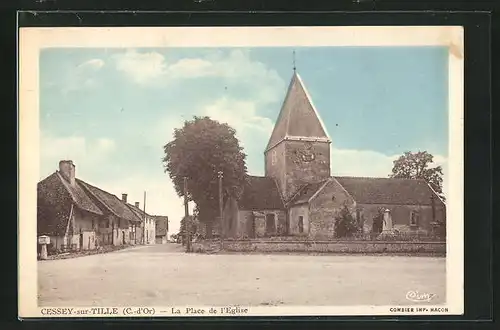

223,240,445,245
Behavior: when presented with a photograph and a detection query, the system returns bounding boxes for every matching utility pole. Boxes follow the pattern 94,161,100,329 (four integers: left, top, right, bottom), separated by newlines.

143,191,146,245
218,170,224,240
183,177,191,252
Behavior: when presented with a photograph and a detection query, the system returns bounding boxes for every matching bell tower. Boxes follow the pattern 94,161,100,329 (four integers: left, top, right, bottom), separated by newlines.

264,71,331,201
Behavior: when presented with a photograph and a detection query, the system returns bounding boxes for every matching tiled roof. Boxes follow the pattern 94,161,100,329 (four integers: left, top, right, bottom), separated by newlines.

37,172,104,235
289,180,329,205
41,172,103,215
333,176,444,206
77,179,142,222
266,72,330,151
126,203,149,220
154,216,169,236
238,176,285,210
37,173,74,235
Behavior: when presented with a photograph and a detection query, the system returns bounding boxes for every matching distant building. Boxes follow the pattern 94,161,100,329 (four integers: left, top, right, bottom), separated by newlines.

126,202,157,245
37,160,142,252
154,216,169,244
223,72,446,239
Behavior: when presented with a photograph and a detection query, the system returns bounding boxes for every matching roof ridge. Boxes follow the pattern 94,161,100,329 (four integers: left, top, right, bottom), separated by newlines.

52,172,103,215
78,179,143,222
284,73,298,139
55,171,79,204
265,72,297,150
126,202,151,217
333,175,427,181
76,178,123,197
76,179,143,219
271,177,286,208
293,72,330,140
77,179,119,217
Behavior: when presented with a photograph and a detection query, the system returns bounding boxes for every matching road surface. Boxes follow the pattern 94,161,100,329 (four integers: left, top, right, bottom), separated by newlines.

38,244,446,306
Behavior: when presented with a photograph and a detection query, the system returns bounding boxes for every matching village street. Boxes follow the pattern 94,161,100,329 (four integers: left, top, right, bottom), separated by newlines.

38,244,446,307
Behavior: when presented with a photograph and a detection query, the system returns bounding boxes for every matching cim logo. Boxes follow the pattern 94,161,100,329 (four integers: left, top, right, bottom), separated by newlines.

406,290,436,302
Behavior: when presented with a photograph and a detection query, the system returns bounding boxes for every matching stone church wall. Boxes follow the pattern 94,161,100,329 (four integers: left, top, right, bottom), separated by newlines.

230,210,287,239
264,142,287,198
357,203,446,235
308,178,356,239
265,140,331,202
289,204,309,236
283,140,330,200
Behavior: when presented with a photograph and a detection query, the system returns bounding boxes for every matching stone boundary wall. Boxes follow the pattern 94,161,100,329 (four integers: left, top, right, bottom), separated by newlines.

219,240,446,254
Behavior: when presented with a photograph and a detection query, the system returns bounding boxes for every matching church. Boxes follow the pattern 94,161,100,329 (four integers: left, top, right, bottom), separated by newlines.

223,71,446,240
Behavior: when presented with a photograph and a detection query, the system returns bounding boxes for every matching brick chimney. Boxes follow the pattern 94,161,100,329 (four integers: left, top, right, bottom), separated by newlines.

122,194,128,203
59,160,75,186
135,202,140,208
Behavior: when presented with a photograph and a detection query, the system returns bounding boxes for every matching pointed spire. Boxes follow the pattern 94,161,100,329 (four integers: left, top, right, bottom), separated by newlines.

265,72,331,152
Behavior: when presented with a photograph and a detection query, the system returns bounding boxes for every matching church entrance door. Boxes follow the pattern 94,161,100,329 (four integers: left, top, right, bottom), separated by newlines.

265,214,276,236
250,214,256,238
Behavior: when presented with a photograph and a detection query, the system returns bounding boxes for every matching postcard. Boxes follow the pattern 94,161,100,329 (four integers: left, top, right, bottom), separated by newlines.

18,25,464,318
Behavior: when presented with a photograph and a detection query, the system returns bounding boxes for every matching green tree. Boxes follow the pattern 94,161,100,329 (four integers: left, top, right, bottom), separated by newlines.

163,116,248,237
390,151,444,198
334,205,360,238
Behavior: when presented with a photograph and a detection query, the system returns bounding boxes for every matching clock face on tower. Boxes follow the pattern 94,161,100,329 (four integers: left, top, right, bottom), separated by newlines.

301,152,315,162
298,142,316,163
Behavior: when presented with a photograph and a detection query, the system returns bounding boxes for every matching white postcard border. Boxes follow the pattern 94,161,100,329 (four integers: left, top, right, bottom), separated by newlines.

18,26,464,318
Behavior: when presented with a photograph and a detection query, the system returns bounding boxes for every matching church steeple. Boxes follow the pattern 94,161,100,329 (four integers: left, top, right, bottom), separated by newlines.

264,70,332,201
265,71,331,152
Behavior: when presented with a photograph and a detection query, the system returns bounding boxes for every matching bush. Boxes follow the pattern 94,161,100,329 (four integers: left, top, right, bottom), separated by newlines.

334,205,361,238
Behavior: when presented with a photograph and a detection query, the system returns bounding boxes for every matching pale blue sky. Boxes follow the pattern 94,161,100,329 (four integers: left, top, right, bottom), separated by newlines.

39,46,449,233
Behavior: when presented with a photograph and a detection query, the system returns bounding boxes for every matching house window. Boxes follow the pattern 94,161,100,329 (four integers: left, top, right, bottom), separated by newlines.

298,216,304,233
410,211,419,227
271,150,277,165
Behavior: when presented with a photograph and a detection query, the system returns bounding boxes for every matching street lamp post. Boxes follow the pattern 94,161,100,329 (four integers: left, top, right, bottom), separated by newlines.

217,171,223,240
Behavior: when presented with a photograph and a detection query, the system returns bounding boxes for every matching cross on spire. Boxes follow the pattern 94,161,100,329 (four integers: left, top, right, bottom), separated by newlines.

292,50,296,72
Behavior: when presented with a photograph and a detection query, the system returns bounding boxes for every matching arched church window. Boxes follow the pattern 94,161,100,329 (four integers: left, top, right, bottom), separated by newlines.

271,150,277,165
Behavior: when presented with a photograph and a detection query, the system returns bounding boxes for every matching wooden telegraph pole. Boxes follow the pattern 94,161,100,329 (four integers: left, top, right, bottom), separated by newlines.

218,171,223,240
183,177,191,252
143,191,147,244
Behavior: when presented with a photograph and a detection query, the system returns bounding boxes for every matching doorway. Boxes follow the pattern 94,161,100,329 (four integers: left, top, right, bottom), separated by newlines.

250,214,256,238
79,233,84,250
265,213,276,236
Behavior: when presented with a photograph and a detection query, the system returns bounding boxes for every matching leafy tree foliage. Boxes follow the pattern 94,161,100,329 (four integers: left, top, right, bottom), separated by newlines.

163,116,248,236
390,151,444,197
334,205,361,238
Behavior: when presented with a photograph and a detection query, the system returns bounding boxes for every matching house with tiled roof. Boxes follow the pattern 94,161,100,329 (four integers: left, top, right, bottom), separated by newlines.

223,71,446,240
125,201,157,245
37,160,143,252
